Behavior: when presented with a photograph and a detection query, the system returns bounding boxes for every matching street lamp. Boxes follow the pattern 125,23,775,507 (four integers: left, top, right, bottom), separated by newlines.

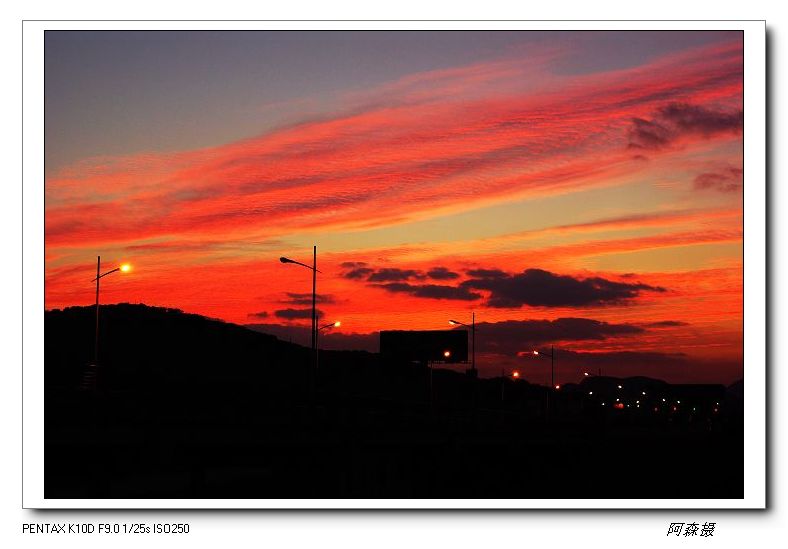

449,311,476,376
280,247,321,376
316,320,340,371
531,346,557,389
91,256,131,377
531,345,558,422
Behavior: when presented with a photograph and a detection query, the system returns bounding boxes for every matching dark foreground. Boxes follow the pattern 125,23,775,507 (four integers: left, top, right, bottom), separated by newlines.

46,386,743,500
45,305,743,500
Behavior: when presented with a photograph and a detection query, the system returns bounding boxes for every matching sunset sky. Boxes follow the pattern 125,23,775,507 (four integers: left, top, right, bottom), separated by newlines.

44,31,743,384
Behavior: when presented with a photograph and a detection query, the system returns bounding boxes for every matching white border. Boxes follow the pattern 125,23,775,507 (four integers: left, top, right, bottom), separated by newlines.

23,20,766,509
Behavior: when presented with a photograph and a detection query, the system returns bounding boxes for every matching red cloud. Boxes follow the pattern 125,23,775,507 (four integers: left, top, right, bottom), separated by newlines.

46,39,742,251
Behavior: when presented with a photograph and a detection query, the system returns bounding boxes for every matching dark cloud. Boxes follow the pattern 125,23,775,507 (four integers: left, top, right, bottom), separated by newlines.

273,308,325,320
427,266,459,280
282,292,336,305
373,282,482,301
341,264,457,283
628,102,742,150
248,311,269,319
628,118,673,150
367,268,426,282
461,268,665,308
470,318,645,356
342,267,374,279
659,103,743,135
694,167,742,193
344,263,664,307
643,320,689,328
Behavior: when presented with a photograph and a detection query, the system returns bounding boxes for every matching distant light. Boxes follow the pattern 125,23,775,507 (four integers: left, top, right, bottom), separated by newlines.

713,408,719,413
616,398,620,402
662,398,666,402
715,402,720,406
636,400,640,404
449,320,459,325
512,371,520,378
677,401,681,404
443,350,451,358
584,372,589,376
555,385,560,390
617,385,622,389
120,263,131,272
642,391,646,395
334,321,341,327
601,402,606,406
533,350,539,355
636,404,640,408
654,407,659,412
588,391,593,395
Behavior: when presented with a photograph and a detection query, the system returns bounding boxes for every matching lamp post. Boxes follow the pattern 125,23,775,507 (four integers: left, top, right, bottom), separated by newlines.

91,256,131,384
531,345,556,388
531,345,557,422
449,312,476,376
316,320,340,372
280,247,320,379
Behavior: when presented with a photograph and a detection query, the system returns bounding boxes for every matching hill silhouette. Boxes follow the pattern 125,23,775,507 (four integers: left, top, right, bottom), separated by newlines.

45,304,743,500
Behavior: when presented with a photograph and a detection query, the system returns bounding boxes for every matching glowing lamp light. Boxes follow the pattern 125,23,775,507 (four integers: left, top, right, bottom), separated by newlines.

443,350,451,358
512,371,520,378
584,372,589,376
334,321,341,327
554,385,560,390
532,350,539,355
588,391,593,395
120,263,131,272
617,385,622,389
